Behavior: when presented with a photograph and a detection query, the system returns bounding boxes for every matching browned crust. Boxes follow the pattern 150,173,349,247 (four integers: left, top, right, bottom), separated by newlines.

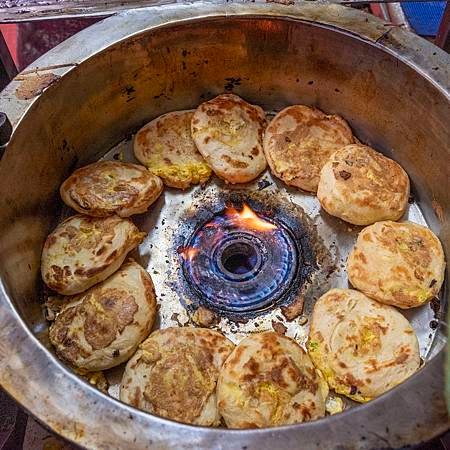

348,221,445,308
218,332,325,428
317,144,410,225
42,215,145,294
264,105,354,192
60,160,163,217
121,328,234,425
192,94,267,184
134,110,212,189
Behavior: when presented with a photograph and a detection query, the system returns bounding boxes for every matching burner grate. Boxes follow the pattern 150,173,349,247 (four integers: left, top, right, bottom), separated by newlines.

180,204,300,313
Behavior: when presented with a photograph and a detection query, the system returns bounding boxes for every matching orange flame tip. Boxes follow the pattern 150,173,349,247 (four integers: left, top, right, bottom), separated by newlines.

227,203,277,232
179,247,199,262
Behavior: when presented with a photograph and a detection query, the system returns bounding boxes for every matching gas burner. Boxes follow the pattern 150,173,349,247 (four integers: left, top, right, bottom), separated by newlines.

180,203,300,313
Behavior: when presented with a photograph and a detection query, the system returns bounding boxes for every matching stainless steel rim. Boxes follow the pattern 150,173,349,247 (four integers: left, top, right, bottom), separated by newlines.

0,2,449,449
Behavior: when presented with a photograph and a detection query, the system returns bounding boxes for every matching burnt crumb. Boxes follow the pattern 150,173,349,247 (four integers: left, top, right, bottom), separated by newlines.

272,320,287,335
350,385,357,395
124,85,135,95
192,306,218,327
171,312,185,327
298,315,308,326
44,295,65,321
285,136,292,143
334,88,341,93
224,77,242,91
408,194,415,204
429,320,438,330
257,178,273,191
113,349,120,358
181,49,188,57
429,279,437,287
229,316,249,325
430,297,440,317
308,80,314,85
339,170,351,180
281,295,305,321
113,153,120,160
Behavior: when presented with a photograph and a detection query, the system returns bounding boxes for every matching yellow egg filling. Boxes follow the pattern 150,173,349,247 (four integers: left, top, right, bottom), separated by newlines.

148,162,211,186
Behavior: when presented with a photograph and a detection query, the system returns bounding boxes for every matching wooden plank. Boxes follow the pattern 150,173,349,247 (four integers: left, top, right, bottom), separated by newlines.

0,30,17,89
0,0,172,23
435,1,450,52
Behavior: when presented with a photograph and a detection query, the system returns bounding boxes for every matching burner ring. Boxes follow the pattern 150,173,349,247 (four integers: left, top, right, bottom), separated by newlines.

215,235,264,282
181,207,299,313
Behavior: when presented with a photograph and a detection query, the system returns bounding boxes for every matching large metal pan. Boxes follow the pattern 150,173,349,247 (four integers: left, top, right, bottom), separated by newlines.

0,2,449,448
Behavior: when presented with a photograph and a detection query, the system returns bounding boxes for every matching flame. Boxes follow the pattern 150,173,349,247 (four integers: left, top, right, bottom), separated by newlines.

226,203,277,232
178,246,199,262
179,204,276,265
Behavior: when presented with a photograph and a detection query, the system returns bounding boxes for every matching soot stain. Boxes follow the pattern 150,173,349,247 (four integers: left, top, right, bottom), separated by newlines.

170,189,334,322
224,77,242,91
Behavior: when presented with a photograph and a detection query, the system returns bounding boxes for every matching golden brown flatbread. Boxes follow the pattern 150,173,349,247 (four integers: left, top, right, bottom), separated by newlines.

192,94,267,184
49,259,157,371
41,215,145,295
134,110,211,189
308,288,420,402
264,105,354,192
348,221,445,308
120,327,234,426
317,144,409,225
60,161,163,217
217,331,328,428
